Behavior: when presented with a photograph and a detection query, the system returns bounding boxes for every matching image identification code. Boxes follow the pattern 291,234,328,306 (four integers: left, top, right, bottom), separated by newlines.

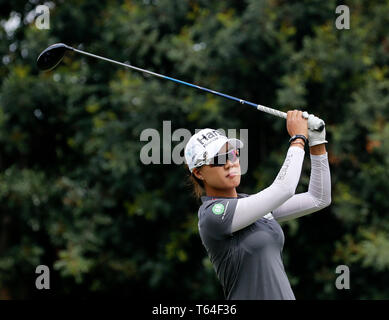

152,304,237,317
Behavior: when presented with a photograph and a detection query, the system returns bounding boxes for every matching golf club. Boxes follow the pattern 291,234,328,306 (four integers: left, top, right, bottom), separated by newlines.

37,43,324,132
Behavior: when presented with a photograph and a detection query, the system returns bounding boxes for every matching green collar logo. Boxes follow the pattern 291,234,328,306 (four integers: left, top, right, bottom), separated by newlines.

212,203,225,215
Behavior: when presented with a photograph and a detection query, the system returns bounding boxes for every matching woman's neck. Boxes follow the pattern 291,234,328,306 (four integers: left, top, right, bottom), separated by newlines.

205,187,238,198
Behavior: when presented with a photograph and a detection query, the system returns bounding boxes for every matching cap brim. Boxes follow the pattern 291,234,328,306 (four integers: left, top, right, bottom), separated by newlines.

207,138,244,161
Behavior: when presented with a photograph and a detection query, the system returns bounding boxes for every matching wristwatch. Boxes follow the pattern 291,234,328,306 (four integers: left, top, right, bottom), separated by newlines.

289,134,308,145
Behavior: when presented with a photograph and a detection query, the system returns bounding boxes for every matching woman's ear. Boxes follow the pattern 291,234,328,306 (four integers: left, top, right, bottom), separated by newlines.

193,168,203,180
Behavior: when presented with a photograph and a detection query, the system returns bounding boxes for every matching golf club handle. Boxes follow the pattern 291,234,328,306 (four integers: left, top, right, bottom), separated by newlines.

255,105,325,132
256,104,287,119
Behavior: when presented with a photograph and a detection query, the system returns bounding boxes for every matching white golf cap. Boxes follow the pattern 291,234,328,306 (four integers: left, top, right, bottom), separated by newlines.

184,128,243,172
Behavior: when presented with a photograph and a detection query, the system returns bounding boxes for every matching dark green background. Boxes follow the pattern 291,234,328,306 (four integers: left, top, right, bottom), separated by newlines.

1,0,389,299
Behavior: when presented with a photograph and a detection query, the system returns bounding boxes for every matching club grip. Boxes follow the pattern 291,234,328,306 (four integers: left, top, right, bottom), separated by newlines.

256,106,325,132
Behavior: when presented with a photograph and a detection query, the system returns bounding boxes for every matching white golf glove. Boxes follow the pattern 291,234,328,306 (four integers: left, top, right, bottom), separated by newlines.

302,112,328,147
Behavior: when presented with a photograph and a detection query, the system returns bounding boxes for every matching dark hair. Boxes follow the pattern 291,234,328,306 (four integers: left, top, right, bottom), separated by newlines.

187,169,205,199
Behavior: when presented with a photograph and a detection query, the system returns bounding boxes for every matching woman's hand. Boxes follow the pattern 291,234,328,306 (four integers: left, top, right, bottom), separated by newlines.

286,110,308,138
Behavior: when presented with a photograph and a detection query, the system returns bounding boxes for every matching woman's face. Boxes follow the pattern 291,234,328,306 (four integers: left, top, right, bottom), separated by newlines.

194,143,241,191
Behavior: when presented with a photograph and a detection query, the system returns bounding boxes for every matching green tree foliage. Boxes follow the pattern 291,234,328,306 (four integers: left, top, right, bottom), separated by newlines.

0,0,388,299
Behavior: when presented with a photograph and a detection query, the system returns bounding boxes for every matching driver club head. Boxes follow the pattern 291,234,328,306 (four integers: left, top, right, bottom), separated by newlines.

36,43,73,71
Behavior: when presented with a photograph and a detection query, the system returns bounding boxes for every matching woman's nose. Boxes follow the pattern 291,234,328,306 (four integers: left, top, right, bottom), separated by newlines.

225,159,239,169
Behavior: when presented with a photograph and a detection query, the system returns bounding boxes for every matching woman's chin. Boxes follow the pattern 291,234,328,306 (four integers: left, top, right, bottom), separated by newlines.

228,176,241,188
233,180,241,188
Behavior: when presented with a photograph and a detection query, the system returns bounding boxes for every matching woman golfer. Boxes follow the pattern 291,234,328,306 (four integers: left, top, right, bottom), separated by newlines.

184,110,331,300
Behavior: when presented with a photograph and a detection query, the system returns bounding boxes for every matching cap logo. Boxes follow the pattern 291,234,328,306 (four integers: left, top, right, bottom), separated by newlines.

196,130,222,147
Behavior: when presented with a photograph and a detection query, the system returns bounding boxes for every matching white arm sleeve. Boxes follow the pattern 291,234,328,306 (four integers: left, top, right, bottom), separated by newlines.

272,152,331,222
231,146,305,233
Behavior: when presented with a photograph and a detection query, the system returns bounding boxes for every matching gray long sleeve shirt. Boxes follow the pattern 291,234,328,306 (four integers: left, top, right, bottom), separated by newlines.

197,147,331,300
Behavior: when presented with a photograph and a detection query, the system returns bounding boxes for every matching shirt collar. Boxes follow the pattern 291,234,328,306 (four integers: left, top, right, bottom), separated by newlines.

200,193,247,203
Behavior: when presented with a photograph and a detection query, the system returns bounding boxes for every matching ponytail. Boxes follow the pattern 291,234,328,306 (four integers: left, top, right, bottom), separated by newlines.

187,171,204,199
